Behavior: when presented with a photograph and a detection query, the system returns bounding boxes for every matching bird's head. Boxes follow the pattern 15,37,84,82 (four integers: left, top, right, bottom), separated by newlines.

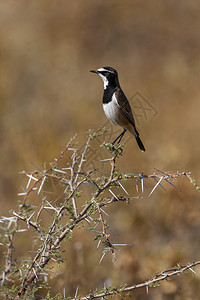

90,67,119,89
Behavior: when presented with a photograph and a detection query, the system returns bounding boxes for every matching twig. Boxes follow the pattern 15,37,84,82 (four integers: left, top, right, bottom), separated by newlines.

71,261,200,299
0,132,193,299
3,135,77,280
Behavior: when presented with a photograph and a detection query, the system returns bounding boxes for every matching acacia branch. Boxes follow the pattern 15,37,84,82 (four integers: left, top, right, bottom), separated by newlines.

3,135,77,278
72,261,200,299
0,133,194,299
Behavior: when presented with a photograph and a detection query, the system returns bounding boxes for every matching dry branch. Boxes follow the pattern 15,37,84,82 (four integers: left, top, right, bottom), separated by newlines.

0,133,195,299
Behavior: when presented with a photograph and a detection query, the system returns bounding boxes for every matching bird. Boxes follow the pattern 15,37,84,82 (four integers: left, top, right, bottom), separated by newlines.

90,66,145,151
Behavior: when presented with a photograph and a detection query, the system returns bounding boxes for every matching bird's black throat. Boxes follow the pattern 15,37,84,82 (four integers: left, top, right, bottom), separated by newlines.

103,86,116,104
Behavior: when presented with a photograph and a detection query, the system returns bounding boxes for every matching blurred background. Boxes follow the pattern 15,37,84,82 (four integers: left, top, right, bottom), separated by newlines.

0,1,200,299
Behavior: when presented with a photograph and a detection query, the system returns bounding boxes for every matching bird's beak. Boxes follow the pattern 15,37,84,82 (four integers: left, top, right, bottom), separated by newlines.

90,70,98,74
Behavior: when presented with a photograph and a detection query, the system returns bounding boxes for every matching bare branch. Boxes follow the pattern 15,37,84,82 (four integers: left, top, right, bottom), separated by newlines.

0,132,194,299
71,261,200,300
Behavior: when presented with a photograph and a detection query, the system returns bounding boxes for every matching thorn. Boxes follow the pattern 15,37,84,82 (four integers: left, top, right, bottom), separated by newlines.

141,177,144,193
100,208,109,216
50,257,57,262
52,168,67,174
26,174,38,181
99,252,106,264
84,217,90,224
97,237,103,249
31,162,45,174
28,172,34,188
16,229,27,233
17,192,27,196
146,284,149,295
1,271,5,285
32,189,43,201
149,177,163,197
94,169,109,175
100,158,114,162
112,243,133,247
26,212,35,228
74,286,79,299
107,228,119,235
64,185,69,193
1,216,16,229
44,200,59,213
165,179,181,191
32,268,38,279
189,267,196,274
117,181,129,195
154,168,169,175
136,179,138,192
13,212,23,219
88,229,102,234
38,176,46,194
153,177,166,191
68,148,78,151
108,189,119,200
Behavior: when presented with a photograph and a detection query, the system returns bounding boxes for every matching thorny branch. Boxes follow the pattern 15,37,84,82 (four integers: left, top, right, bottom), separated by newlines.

0,132,194,299
71,261,200,300
1,135,78,289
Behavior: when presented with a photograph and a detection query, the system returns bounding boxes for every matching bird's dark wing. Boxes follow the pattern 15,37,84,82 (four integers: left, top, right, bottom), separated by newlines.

115,88,145,152
115,88,137,129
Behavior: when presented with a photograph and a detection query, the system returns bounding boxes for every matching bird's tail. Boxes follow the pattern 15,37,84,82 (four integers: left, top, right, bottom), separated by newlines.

127,125,146,152
135,135,145,152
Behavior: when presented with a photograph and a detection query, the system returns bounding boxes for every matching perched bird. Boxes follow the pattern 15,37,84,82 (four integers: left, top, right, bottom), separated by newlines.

90,67,145,151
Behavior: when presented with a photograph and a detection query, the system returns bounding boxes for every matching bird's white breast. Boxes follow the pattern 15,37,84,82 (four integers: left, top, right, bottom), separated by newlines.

103,93,120,126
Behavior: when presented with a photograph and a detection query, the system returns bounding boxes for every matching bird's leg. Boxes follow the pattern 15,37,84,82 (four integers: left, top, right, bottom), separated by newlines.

116,128,127,145
111,128,127,146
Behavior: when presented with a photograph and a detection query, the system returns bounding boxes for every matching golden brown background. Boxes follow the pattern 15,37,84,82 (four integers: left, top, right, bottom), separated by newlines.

0,1,200,299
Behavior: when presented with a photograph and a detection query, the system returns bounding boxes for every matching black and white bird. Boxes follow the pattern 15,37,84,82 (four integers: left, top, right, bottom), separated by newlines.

90,66,145,151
